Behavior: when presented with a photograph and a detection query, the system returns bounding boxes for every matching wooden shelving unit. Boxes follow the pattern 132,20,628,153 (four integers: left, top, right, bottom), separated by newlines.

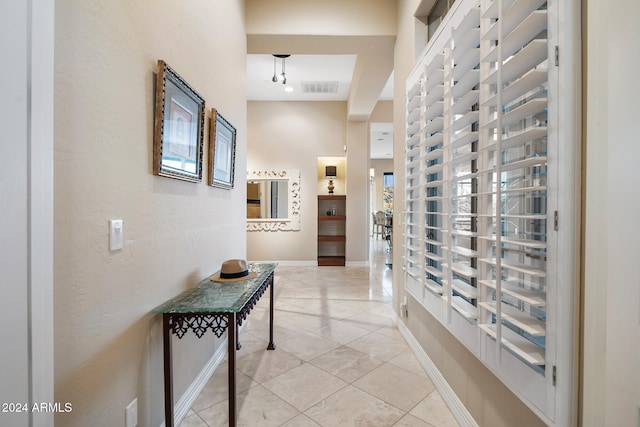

317,195,346,266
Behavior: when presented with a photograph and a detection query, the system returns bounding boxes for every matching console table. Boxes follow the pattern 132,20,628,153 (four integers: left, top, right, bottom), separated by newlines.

153,262,277,426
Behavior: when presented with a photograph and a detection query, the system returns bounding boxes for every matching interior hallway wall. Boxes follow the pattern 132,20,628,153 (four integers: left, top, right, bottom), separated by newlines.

582,0,640,425
1,1,55,426
246,0,396,37
246,101,347,264
345,121,370,264
246,100,380,265
54,1,247,425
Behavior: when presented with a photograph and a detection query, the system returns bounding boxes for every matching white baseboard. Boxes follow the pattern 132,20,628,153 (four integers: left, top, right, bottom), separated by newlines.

159,343,226,427
346,261,369,267
251,260,318,267
159,323,249,427
396,317,478,427
250,260,371,268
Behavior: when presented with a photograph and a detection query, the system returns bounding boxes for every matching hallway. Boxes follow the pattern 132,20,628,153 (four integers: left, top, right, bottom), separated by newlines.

180,240,459,426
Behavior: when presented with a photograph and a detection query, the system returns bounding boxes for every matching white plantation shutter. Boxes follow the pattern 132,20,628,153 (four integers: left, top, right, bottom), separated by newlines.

405,80,423,287
444,4,481,322
477,0,549,370
404,0,578,424
423,51,446,296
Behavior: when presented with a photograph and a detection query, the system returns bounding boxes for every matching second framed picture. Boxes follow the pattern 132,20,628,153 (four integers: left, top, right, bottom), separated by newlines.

208,108,237,189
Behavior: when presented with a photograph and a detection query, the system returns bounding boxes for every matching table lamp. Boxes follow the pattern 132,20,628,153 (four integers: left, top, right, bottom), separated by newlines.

325,166,337,195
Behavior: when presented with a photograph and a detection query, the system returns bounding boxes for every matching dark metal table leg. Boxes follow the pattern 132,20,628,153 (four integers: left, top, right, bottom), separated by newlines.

267,275,276,350
163,314,174,427
236,323,241,350
228,313,237,427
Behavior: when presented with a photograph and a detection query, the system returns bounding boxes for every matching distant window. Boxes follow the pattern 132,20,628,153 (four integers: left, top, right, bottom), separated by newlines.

427,0,457,40
383,172,394,188
383,172,394,214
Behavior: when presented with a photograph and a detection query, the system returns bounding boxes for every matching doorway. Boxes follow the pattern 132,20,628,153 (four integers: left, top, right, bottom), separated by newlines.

369,122,394,268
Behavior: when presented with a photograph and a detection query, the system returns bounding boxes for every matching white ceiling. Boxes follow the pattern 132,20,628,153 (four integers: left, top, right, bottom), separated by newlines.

247,54,357,101
370,122,395,159
247,54,395,159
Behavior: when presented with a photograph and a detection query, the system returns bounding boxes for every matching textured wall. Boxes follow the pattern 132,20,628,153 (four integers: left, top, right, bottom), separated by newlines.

583,0,640,425
246,100,377,265
54,1,247,425
1,3,30,427
345,121,370,263
246,101,347,263
246,0,396,36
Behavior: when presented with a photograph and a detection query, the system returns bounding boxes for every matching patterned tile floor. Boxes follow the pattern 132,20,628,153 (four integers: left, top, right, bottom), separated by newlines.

180,240,459,427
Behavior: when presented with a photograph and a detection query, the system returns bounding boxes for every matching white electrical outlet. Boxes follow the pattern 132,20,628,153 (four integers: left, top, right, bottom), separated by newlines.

125,398,137,427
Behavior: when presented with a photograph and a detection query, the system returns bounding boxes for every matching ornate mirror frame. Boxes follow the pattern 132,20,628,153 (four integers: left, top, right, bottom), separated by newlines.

247,169,300,231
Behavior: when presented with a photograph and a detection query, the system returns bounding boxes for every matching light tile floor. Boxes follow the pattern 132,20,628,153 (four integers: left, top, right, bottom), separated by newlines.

180,240,459,427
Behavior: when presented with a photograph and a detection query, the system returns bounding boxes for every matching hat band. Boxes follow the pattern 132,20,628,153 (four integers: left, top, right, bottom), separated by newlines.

220,270,249,279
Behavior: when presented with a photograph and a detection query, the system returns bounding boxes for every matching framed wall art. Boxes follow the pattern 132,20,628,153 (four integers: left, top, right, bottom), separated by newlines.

153,59,205,182
208,108,237,189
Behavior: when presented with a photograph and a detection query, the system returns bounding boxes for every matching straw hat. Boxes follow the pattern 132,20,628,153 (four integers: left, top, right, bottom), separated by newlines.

211,259,256,282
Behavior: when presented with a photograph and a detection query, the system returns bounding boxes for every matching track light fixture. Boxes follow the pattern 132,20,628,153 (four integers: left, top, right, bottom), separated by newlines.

271,57,278,82
272,54,290,85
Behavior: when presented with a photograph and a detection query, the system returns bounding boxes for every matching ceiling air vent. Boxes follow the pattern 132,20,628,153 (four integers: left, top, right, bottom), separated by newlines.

301,81,339,94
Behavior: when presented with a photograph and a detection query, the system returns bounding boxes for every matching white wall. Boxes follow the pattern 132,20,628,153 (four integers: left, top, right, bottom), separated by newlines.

246,0,396,37
53,1,247,425
0,1,55,426
392,0,419,314
583,0,640,425
247,101,347,264
345,121,370,264
0,4,30,424
246,101,373,265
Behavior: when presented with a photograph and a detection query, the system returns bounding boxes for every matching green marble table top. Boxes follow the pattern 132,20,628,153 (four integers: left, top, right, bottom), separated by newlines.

153,262,277,314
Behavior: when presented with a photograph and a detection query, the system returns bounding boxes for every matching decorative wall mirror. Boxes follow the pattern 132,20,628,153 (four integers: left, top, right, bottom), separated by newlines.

247,169,300,231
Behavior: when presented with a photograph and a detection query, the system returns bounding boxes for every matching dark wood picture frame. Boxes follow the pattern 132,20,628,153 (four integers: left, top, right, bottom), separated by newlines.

208,108,237,189
153,60,205,182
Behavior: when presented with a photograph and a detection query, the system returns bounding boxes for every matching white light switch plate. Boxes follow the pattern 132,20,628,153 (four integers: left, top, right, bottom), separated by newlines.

125,398,137,427
109,219,123,251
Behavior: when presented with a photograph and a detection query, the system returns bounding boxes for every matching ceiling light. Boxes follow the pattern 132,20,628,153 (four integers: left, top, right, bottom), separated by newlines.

284,86,293,93
272,54,290,85
271,57,278,82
